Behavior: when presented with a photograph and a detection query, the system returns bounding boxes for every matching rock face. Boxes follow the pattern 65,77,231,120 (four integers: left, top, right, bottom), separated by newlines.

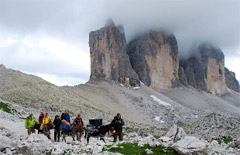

225,67,239,92
180,43,227,95
178,66,188,86
89,19,140,86
127,31,179,90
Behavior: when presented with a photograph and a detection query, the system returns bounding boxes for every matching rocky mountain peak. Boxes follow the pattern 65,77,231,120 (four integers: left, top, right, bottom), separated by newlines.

89,19,140,86
198,43,224,62
104,18,115,27
127,31,179,90
180,43,227,95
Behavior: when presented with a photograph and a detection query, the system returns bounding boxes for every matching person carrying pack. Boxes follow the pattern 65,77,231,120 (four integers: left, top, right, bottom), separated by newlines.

25,114,39,135
61,110,70,123
60,110,71,130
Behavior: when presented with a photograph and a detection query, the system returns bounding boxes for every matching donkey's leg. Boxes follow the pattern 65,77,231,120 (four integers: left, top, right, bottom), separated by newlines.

72,132,76,141
87,135,90,144
84,131,87,139
100,136,106,143
63,133,66,142
47,130,51,139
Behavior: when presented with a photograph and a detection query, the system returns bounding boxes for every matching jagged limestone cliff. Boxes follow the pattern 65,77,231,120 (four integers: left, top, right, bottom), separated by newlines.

225,67,239,92
127,31,179,90
180,43,227,95
89,19,140,86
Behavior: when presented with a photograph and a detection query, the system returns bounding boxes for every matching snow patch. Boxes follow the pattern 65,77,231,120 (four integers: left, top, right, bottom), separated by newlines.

140,81,145,86
150,95,171,107
133,87,140,90
154,116,164,123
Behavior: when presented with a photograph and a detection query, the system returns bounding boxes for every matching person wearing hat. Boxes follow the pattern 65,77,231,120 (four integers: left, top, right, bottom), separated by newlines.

25,114,39,135
53,115,61,142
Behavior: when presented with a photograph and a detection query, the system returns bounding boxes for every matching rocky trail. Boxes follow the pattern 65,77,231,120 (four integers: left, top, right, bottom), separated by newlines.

1,107,240,155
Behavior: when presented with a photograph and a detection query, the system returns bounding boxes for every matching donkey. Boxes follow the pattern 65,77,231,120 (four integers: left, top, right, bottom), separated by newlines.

61,124,84,142
85,124,114,144
35,122,53,139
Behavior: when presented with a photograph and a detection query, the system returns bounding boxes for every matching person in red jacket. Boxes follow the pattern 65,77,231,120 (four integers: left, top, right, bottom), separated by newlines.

38,112,44,124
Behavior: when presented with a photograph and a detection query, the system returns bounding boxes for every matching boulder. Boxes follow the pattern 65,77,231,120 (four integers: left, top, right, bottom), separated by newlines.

174,127,187,142
0,135,13,151
165,124,186,142
145,148,153,154
207,140,227,154
138,135,159,147
158,136,173,147
172,136,207,155
165,124,178,139
159,125,187,147
89,19,140,86
127,31,179,90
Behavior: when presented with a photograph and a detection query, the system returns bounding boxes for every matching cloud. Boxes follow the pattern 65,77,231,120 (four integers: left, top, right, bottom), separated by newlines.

1,0,239,53
102,0,240,57
0,36,90,85
0,0,240,85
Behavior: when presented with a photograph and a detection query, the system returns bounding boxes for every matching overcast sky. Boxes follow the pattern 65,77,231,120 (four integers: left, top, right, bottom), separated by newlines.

0,0,240,86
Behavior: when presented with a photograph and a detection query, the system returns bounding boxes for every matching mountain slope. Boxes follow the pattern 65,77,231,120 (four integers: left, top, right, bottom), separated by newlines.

0,65,240,139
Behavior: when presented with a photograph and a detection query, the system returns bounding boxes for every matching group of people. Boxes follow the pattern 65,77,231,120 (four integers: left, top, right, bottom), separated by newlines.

25,110,125,142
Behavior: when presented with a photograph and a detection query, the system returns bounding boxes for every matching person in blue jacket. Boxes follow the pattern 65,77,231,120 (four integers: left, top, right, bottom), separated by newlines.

60,110,71,130
61,110,71,123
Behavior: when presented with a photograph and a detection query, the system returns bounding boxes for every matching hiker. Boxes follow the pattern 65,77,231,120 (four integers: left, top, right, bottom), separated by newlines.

53,115,61,142
25,114,39,135
73,113,84,141
61,110,71,123
111,113,125,142
60,110,71,131
43,113,51,124
38,112,44,124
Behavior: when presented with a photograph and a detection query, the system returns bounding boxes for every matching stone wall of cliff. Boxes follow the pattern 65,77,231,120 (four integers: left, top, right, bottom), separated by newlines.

127,31,179,90
89,20,140,86
180,43,227,95
89,20,239,95
225,67,240,92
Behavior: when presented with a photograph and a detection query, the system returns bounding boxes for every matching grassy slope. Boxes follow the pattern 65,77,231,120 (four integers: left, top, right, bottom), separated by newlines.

103,143,178,155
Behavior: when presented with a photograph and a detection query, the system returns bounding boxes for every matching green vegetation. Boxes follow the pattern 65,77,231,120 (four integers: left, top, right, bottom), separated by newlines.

0,102,12,113
154,135,160,139
215,136,233,144
103,143,178,155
